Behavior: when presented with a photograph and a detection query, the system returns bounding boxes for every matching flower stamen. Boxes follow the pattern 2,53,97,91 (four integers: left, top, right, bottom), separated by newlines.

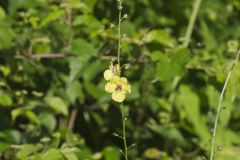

116,84,122,92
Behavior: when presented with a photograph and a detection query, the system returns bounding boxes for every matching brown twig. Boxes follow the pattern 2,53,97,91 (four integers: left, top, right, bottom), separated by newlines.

30,53,71,59
67,108,78,130
0,53,72,59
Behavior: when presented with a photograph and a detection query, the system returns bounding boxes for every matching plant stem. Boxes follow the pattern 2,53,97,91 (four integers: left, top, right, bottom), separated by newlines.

210,49,240,160
117,1,128,159
183,0,202,48
120,103,128,160
117,0,122,72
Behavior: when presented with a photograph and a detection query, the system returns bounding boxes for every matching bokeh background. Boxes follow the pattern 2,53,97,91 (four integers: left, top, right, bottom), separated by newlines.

0,0,240,159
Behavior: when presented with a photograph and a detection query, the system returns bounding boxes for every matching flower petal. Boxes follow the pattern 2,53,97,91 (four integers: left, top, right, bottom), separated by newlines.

111,76,121,82
112,92,126,102
120,77,128,83
105,82,116,93
104,69,113,80
126,84,131,93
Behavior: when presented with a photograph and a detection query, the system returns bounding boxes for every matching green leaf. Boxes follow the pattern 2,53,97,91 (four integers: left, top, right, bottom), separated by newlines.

40,9,64,27
66,81,84,104
11,109,22,122
0,7,6,19
69,39,97,82
25,110,40,124
150,51,164,62
65,0,88,11
156,53,173,81
144,29,176,47
206,85,219,109
75,148,92,159
42,148,64,160
103,146,120,160
83,61,106,81
176,85,209,143
61,147,79,160
156,48,190,81
200,20,219,51
70,38,97,55
143,148,163,159
148,125,189,148
0,142,11,153
39,113,57,133
0,25,15,49
176,86,200,124
69,57,89,83
83,0,97,10
46,97,68,116
171,48,190,76
0,66,10,77
0,92,12,107
17,144,42,159
73,15,103,35
84,81,105,100
121,21,136,36
172,48,190,66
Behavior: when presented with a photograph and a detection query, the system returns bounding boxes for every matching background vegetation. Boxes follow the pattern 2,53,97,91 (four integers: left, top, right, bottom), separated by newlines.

0,0,240,159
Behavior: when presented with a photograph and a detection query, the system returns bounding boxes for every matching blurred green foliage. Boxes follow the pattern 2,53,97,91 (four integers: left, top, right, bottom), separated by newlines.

0,0,240,159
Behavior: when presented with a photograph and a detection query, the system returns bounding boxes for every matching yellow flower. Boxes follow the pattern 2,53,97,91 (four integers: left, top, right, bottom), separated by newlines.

103,62,120,80
105,76,131,102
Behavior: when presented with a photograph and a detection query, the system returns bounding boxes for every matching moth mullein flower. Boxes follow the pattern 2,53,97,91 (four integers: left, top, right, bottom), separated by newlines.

103,62,120,80
105,76,131,102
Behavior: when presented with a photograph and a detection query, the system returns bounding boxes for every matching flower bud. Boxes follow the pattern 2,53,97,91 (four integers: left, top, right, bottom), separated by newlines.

110,23,115,28
123,14,128,19
118,5,123,10
122,33,128,40
124,63,131,70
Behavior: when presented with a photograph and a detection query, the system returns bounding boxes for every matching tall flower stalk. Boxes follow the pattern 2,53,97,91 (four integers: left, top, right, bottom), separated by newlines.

210,49,240,160
117,1,128,159
103,0,130,159
117,0,122,70
121,103,128,160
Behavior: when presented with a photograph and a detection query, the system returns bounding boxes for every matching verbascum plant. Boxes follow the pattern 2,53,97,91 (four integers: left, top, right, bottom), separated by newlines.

103,0,131,159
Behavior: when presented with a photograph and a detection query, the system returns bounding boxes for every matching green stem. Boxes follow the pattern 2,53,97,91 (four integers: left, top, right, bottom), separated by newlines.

117,0,122,75
183,0,202,48
117,1,127,159
120,103,128,160
209,50,240,160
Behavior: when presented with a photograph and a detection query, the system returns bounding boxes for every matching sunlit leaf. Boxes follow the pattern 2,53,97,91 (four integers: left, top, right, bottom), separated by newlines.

45,97,68,116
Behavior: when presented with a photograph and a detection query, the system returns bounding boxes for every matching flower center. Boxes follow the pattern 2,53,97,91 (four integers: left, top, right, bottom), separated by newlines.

115,84,122,91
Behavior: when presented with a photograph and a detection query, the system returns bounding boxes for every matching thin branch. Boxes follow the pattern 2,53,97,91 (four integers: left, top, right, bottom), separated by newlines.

0,53,149,63
68,108,78,130
210,49,240,160
0,53,72,59
31,53,72,59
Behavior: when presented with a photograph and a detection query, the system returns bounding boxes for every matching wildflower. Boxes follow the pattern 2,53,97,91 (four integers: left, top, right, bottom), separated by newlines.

105,76,131,102
103,62,120,80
